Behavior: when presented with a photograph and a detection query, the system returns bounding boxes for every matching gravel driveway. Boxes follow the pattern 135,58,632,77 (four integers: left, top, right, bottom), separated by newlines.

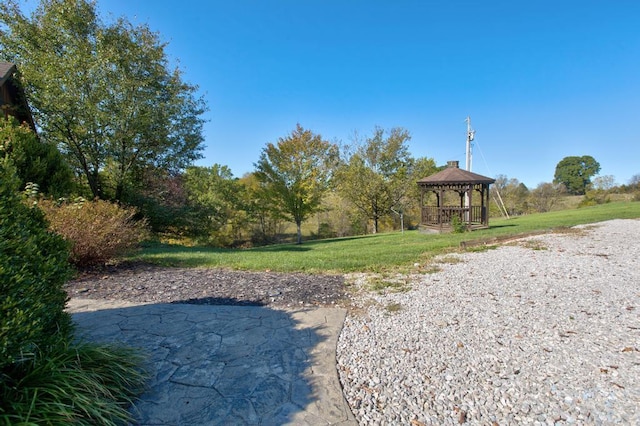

337,219,640,425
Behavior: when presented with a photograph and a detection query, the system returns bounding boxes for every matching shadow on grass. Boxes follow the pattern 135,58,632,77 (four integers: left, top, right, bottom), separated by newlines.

483,223,518,229
70,298,354,424
249,245,312,252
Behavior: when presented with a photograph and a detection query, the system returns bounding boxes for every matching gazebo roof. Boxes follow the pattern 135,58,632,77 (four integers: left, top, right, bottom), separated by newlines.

417,161,495,185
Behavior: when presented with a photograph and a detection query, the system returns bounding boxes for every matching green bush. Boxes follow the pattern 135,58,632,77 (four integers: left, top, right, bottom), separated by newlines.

578,189,611,208
0,117,75,197
450,215,468,233
38,198,149,267
0,159,147,424
0,158,73,370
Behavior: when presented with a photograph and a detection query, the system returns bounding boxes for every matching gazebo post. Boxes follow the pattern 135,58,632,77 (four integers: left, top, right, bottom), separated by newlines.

467,185,473,227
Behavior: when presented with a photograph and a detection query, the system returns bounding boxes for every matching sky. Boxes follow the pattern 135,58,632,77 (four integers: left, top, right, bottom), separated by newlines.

20,0,640,187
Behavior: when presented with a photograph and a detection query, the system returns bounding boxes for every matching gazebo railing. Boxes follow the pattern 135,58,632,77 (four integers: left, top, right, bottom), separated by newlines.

421,206,485,225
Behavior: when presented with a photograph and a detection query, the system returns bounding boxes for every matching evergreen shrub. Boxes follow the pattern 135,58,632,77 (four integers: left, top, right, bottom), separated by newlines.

0,159,73,371
0,160,147,424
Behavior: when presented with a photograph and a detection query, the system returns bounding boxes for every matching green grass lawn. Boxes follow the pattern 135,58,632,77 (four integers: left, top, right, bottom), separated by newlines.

133,201,640,273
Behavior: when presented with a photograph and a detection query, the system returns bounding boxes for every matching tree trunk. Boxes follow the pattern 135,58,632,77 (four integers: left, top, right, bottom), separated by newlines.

115,182,124,202
86,170,101,199
296,221,302,244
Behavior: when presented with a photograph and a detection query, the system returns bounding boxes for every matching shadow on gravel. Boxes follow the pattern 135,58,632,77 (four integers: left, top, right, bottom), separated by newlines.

71,300,336,425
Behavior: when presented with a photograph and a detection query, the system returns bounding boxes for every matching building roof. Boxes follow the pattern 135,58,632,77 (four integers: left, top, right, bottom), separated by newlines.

0,61,17,86
417,161,495,185
1,61,37,131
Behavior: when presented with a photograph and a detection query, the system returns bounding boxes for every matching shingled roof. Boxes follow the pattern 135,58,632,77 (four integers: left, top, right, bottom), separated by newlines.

417,161,495,185
0,61,17,86
1,61,36,131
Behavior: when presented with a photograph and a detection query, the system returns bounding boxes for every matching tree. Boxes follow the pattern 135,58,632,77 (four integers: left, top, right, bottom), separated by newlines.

183,164,247,246
336,127,415,234
240,172,288,245
0,0,206,201
529,182,566,213
405,156,439,226
122,168,192,234
491,174,529,216
0,117,74,197
254,124,338,244
553,155,601,195
591,175,616,191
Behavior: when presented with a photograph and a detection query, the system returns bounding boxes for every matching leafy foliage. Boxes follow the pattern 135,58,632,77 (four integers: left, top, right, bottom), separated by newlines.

528,182,567,213
254,124,338,244
0,117,74,197
553,155,601,195
239,172,288,245
121,168,194,235
450,215,468,233
578,189,611,207
37,198,149,267
0,158,73,371
0,0,206,201
183,164,248,246
0,158,146,424
336,127,427,233
0,340,147,425
490,174,529,216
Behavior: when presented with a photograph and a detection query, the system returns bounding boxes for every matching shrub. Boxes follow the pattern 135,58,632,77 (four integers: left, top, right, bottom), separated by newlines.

38,198,149,267
0,117,75,197
578,189,611,208
450,215,467,233
0,158,73,370
0,340,147,425
0,159,147,424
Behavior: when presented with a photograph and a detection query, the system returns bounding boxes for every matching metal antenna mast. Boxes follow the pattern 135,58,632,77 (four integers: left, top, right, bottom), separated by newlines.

464,117,475,213
465,116,475,172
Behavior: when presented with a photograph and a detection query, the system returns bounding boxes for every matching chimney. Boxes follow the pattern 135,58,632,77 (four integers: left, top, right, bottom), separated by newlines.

447,160,459,168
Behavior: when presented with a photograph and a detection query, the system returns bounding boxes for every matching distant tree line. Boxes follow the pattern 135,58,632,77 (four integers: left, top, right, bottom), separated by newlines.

2,0,638,249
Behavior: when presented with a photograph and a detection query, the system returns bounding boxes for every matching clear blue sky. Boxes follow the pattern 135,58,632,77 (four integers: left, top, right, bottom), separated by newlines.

25,0,640,187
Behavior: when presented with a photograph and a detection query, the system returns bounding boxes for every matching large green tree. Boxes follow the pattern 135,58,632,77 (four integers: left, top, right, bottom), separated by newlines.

0,0,206,200
254,124,338,244
336,127,417,234
553,155,601,195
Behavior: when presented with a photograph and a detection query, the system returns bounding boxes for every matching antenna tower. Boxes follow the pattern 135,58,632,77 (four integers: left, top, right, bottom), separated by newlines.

465,116,475,172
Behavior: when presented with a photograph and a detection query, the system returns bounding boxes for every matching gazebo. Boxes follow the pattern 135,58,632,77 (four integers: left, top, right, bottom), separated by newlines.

417,160,495,232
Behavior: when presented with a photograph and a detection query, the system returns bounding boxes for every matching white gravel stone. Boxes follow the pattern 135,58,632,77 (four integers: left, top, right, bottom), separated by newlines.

337,219,640,425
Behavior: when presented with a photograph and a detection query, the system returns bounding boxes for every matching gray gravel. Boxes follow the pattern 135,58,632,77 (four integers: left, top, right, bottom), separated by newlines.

337,219,640,425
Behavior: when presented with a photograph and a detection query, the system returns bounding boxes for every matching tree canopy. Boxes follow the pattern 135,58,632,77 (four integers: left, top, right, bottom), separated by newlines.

553,155,601,195
254,124,338,244
0,0,207,201
183,164,247,246
336,127,424,234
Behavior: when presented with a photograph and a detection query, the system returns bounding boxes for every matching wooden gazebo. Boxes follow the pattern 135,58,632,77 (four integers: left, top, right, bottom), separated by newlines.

417,160,495,232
